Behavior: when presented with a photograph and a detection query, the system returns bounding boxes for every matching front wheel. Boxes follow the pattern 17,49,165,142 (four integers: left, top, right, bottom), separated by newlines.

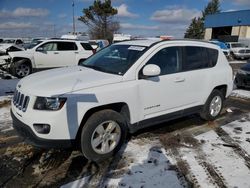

12,60,32,78
80,109,128,162
200,90,224,121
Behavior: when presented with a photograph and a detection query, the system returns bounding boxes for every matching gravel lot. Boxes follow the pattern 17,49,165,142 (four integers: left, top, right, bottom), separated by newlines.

1,61,250,188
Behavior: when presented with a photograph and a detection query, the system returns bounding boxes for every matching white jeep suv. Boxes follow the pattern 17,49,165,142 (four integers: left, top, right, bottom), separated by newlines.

7,39,94,78
11,40,233,161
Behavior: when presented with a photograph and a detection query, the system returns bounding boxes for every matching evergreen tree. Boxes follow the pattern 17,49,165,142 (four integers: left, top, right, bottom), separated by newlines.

78,0,119,41
184,0,220,39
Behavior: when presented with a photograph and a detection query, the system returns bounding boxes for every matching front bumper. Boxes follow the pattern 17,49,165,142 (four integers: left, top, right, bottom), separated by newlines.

235,73,250,88
233,53,250,59
11,110,75,149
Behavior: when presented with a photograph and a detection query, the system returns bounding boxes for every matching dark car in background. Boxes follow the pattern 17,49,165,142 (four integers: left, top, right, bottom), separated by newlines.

235,61,250,89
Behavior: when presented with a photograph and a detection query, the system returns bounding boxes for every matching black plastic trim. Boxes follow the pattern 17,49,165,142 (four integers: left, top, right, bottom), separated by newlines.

128,105,203,133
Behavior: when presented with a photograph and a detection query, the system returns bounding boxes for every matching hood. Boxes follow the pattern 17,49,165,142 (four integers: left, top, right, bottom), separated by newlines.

18,66,123,96
0,44,12,52
8,49,33,58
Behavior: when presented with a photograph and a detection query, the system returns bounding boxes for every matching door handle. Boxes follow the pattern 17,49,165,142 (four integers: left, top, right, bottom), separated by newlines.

54,52,59,54
174,78,185,83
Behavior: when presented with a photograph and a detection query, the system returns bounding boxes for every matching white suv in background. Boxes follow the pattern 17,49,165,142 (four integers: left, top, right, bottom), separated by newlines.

227,42,250,60
11,39,233,161
6,39,94,78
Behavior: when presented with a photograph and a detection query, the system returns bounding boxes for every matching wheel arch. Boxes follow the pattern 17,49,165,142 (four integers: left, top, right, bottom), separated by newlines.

12,57,33,68
75,102,131,146
213,85,227,98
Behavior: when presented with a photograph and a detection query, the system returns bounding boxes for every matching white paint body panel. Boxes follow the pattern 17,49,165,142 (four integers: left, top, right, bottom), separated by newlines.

11,40,233,141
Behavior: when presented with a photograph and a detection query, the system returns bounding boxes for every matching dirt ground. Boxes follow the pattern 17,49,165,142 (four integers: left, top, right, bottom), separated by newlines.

1,96,250,188
1,62,250,188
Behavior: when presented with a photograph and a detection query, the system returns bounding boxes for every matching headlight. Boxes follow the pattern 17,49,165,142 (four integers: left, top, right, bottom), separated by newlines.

34,97,66,111
237,69,247,75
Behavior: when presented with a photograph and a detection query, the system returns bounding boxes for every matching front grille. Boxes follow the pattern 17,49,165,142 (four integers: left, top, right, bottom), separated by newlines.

13,90,30,112
239,49,250,53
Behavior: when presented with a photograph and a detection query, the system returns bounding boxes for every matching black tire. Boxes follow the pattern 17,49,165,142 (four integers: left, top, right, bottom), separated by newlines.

200,90,224,121
12,60,32,78
236,85,244,89
230,52,235,60
80,109,128,162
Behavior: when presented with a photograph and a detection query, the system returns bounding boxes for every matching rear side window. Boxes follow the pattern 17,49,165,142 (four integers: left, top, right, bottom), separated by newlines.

81,43,93,50
57,42,78,51
207,48,218,67
182,46,218,71
183,47,206,71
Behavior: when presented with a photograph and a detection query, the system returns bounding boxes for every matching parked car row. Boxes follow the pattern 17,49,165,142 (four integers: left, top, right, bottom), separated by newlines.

209,40,250,60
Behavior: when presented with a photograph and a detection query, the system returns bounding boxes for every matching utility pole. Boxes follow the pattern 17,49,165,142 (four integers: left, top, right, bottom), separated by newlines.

72,0,76,34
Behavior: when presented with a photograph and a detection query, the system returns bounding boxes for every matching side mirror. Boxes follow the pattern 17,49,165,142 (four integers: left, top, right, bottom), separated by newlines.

142,64,161,77
36,47,44,52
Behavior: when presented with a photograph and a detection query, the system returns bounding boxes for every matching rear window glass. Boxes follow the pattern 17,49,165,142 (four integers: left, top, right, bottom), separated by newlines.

81,43,93,50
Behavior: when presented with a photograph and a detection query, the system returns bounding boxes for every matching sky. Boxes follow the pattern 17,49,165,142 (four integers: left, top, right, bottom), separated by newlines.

0,0,250,39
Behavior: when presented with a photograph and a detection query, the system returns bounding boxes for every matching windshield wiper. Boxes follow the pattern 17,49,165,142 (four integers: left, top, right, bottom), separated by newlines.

81,64,103,71
81,64,121,75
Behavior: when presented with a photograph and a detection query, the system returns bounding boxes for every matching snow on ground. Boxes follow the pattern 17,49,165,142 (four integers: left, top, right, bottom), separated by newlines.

222,117,250,155
231,89,250,99
63,113,250,188
170,114,250,188
0,96,13,132
62,139,187,188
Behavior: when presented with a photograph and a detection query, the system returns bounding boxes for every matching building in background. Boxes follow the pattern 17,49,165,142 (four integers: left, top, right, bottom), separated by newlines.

204,10,250,43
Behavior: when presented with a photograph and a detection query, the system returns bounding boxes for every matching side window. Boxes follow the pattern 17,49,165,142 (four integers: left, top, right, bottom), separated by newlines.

39,42,58,51
145,47,181,75
183,46,208,71
57,42,78,51
81,43,93,51
207,48,218,67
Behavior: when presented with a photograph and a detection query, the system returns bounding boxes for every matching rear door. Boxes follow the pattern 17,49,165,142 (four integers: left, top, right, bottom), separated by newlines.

180,46,216,107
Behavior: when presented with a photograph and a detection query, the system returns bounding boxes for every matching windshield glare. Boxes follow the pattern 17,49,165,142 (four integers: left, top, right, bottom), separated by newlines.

80,44,147,75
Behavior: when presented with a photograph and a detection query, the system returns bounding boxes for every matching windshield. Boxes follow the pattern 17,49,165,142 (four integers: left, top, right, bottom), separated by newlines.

231,43,246,48
24,40,43,49
80,44,148,75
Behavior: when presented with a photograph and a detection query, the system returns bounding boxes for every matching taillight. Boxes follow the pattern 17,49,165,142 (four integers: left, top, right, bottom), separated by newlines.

92,49,96,54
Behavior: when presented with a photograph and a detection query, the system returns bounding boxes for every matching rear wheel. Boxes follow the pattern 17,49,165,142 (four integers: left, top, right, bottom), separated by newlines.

200,90,224,121
80,109,127,162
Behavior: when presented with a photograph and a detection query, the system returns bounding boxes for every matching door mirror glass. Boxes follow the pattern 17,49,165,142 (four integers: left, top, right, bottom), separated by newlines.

143,64,161,77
